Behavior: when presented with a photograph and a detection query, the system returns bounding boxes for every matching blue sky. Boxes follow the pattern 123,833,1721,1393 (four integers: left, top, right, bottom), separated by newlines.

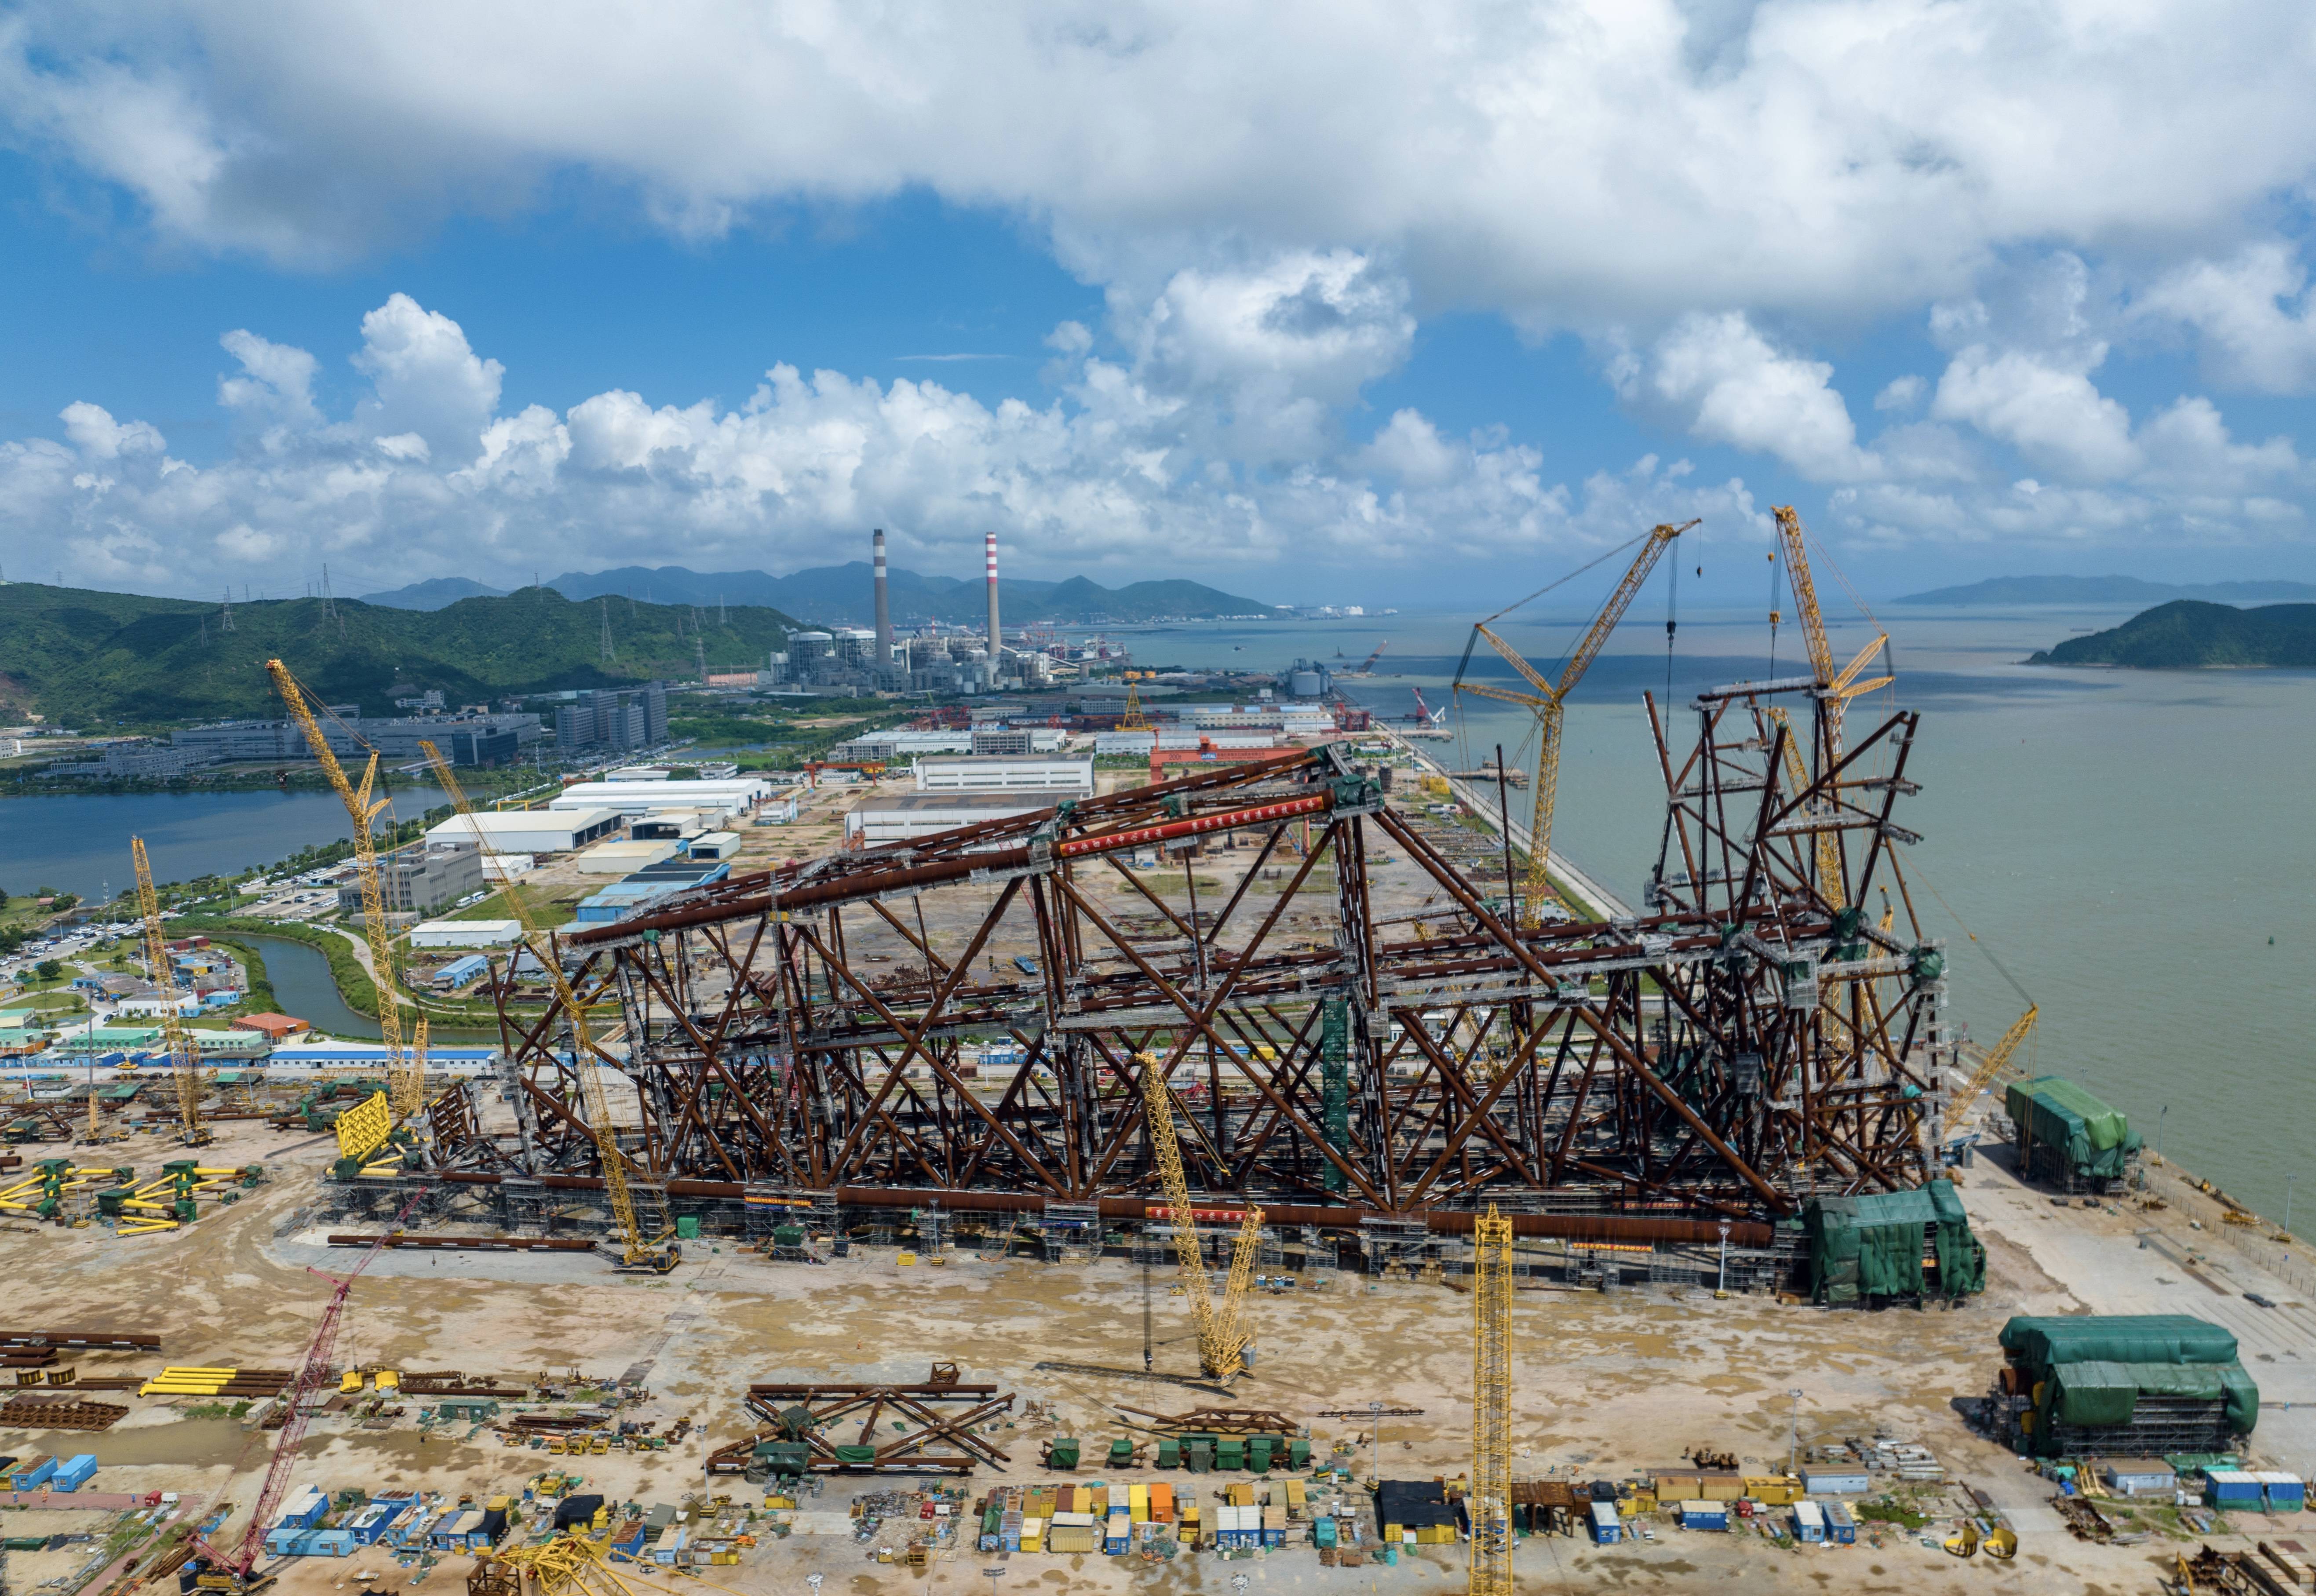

3,1,2314,608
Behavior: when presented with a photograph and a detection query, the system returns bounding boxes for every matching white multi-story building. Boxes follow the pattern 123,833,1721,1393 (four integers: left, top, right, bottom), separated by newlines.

912,756,1094,796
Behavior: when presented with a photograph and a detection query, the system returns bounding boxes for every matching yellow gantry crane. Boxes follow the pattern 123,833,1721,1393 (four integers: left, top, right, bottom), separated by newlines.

1469,1203,1514,1596
265,660,420,1120
130,837,207,1145
1139,1054,1262,1381
1767,507,1892,910
420,741,678,1274
1454,522,1692,926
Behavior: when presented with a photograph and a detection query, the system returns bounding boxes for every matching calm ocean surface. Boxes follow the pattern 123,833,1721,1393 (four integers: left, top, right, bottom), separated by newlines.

5,603,2308,1210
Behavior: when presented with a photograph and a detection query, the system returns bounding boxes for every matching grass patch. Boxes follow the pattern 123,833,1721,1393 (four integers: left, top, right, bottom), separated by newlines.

1851,1495,1930,1531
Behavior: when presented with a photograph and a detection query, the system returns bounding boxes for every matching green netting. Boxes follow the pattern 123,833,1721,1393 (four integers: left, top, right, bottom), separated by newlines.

2005,1075,2142,1178
2041,1359,2259,1434
2001,1314,2239,1371
1806,1180,1981,1300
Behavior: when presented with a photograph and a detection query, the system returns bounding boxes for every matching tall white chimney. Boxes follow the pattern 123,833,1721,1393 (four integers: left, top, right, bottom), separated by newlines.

985,532,1002,664
872,528,894,676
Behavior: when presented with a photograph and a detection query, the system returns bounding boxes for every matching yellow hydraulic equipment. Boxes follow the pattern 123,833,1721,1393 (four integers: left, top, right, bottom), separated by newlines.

473,1525,751,1596
1943,1520,1980,1558
1138,1053,1262,1380
1469,1203,1514,1596
265,660,419,1121
1768,507,1892,910
131,837,207,1145
419,741,677,1275
1455,521,1691,927
1984,1524,2017,1560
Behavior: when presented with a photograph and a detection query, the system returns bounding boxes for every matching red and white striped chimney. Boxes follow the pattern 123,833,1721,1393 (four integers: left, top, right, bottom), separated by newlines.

984,531,1002,660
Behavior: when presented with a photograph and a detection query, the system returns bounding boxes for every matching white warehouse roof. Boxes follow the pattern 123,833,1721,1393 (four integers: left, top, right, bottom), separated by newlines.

548,778,771,815
425,808,621,853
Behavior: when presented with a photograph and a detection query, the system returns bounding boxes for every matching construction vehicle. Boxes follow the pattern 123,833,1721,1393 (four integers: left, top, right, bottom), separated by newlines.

1452,521,1690,927
181,1187,428,1593
1469,1204,1513,1596
265,660,418,1122
420,741,679,1275
1138,1053,1261,1381
130,838,207,1146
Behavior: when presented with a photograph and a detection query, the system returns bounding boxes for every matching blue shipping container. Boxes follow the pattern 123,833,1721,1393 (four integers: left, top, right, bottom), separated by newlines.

1589,1502,1622,1544
51,1455,97,1492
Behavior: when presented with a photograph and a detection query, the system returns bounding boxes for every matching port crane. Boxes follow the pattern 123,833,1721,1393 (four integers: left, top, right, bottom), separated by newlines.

1452,521,1691,926
129,837,206,1146
265,660,420,1122
1138,1054,1262,1381
420,741,678,1275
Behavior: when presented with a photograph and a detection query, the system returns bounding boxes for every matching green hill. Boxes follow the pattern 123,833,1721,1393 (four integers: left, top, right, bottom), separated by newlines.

2029,600,2316,668
0,583,798,726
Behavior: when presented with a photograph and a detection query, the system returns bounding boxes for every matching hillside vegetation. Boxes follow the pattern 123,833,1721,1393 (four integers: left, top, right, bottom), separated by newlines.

0,583,797,725
2030,601,2316,668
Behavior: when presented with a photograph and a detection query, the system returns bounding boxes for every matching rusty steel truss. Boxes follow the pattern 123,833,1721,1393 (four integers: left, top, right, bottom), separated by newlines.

434,678,1954,1223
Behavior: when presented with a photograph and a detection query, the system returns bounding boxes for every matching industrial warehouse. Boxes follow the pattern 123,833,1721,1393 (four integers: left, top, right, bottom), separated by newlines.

0,517,2308,1596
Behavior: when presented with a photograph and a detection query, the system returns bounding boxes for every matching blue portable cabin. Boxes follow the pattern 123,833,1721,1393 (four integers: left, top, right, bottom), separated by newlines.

51,1455,97,1492
2205,1469,2264,1507
274,1485,330,1532
1104,1509,1131,1553
1790,1501,1825,1543
1824,1501,1857,1544
1588,1502,1622,1544
265,1529,355,1558
2258,1472,2306,1511
1677,1500,1729,1532
347,1494,417,1544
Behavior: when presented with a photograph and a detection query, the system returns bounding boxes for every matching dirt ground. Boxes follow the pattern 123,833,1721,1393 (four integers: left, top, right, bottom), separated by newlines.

1,1117,2309,1596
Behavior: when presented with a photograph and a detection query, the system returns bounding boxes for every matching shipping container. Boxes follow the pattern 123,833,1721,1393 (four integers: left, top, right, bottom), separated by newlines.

1678,1501,1729,1531
2207,1469,2265,1505
1149,1483,1174,1523
2258,1472,2306,1511
1798,1468,1870,1495
51,1455,97,1492
1825,1501,1856,1545
1791,1501,1824,1543
1589,1502,1622,1544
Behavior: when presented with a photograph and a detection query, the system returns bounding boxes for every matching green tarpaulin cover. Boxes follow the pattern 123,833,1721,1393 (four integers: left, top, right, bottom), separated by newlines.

2000,1314,2239,1370
1806,1179,1982,1302
2042,1359,2258,1436
2005,1075,2141,1178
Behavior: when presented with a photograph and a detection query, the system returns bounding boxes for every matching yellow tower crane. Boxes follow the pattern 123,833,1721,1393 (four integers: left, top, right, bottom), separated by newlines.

1454,522,1692,926
420,741,678,1274
1139,1053,1262,1381
130,838,207,1146
264,660,420,1120
1766,507,1893,909
1469,1203,1514,1596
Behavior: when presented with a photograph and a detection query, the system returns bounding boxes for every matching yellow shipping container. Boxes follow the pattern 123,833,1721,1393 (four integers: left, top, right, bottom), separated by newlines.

1744,1476,1801,1506
1128,1485,1149,1523
1228,1483,1255,1507
1284,1479,1306,1508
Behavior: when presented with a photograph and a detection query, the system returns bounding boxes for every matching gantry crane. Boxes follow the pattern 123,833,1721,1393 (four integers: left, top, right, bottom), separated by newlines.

1454,521,1692,926
1469,1203,1514,1596
1767,508,1892,909
420,741,678,1274
130,838,207,1146
1139,1053,1262,1381
265,660,419,1121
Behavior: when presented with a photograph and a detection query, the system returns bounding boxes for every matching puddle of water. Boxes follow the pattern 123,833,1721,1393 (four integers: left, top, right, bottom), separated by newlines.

0,1417,252,1468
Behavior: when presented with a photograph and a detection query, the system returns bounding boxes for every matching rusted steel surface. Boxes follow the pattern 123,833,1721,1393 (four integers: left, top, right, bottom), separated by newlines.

430,708,1948,1224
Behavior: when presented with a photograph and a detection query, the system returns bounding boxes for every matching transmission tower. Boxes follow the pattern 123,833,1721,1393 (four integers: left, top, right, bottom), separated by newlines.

1470,1203,1513,1596
600,598,615,662
219,589,235,631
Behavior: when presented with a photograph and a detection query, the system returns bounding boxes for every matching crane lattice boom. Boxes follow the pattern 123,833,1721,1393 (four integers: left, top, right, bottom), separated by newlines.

131,838,205,1145
1139,1054,1261,1381
420,741,675,1272
1455,521,1690,925
1469,1203,1513,1596
265,660,419,1119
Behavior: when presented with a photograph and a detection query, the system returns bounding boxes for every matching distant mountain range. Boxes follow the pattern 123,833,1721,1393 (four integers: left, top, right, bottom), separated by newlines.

1899,575,2316,606
0,583,795,724
2030,600,2316,669
364,562,1274,624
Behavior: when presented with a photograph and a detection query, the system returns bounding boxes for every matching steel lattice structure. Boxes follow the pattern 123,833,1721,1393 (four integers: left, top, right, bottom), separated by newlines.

433,677,1952,1223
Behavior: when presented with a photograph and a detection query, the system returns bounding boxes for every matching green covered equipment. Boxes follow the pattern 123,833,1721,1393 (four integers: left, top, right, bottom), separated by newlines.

1805,1178,1984,1304
2006,1075,2141,1185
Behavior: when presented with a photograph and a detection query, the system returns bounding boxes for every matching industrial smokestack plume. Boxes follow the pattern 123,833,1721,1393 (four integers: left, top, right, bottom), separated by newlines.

872,527,893,674
985,531,1002,663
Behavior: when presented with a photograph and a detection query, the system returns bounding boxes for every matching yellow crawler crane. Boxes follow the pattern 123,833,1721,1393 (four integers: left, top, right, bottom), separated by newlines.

420,741,677,1274
1138,1053,1263,1381
1455,522,1690,926
1468,1203,1514,1596
265,660,420,1120
131,837,208,1145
